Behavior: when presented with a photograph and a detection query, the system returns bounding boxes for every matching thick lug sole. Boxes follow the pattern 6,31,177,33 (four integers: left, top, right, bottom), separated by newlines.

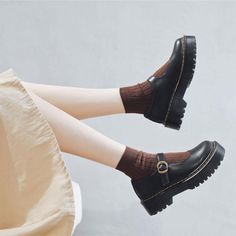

164,35,197,130
163,97,187,130
140,141,225,216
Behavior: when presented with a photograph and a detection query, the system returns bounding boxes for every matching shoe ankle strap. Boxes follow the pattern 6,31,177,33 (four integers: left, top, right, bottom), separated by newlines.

156,153,170,186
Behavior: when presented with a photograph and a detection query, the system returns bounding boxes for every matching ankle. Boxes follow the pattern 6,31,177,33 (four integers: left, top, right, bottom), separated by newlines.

116,146,157,180
116,146,191,180
119,80,154,114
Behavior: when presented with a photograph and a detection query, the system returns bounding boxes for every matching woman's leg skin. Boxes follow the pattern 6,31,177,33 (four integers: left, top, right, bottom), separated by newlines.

22,81,126,120
27,89,126,168
27,90,191,180
21,76,154,120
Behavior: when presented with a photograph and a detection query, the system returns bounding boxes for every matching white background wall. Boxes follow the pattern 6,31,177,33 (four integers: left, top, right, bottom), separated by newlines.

0,1,235,235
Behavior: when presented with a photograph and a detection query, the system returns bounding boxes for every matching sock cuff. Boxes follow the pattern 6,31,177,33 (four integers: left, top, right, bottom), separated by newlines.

119,81,154,114
116,146,137,173
116,146,157,180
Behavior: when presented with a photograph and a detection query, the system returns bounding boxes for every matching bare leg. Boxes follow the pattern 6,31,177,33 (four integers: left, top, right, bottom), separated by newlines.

27,89,126,168
26,90,191,180
22,81,125,120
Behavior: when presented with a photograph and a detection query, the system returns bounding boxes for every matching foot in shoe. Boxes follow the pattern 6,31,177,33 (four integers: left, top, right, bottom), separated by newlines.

129,141,225,215
119,35,197,130
116,146,191,180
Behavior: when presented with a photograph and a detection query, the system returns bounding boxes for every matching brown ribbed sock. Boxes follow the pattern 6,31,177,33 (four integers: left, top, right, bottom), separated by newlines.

119,80,154,114
116,146,190,180
119,60,170,114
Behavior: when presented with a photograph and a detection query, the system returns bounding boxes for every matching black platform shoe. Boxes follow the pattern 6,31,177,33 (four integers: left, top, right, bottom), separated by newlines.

144,35,196,130
131,141,225,215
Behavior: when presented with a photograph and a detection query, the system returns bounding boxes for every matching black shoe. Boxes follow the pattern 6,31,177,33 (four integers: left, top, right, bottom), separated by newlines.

144,35,196,130
131,141,225,215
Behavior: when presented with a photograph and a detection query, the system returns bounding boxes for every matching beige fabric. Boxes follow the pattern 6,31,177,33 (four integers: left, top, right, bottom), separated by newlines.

0,69,75,235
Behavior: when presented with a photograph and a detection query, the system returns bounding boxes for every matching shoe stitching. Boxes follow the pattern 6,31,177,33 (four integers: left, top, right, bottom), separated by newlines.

142,141,216,202
163,36,186,126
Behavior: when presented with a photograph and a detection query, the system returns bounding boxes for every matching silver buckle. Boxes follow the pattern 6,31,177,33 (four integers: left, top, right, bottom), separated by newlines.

157,161,168,174
147,75,155,83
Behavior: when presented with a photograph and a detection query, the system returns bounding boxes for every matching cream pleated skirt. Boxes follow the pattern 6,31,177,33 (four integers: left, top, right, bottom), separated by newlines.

0,69,75,235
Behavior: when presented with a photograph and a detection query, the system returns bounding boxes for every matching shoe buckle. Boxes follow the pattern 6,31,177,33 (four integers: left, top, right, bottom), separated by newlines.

147,75,155,82
157,160,168,174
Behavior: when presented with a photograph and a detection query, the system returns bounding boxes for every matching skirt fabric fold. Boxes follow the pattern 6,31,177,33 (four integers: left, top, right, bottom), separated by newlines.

0,69,75,236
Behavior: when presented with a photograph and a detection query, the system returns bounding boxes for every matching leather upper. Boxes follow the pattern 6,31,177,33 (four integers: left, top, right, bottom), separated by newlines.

144,37,184,123
131,141,214,201
168,141,213,179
